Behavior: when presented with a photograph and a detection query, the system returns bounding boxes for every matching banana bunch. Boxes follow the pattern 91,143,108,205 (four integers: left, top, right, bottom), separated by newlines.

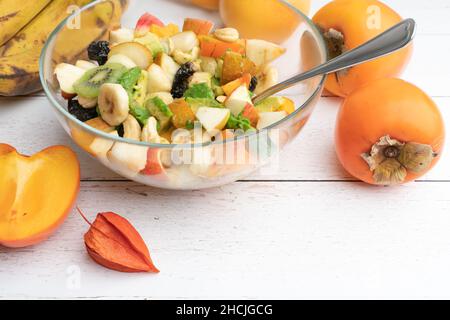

0,0,128,96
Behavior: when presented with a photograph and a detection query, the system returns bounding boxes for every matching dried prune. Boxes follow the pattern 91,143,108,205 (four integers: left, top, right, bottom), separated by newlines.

87,41,110,65
249,76,258,92
68,99,98,122
171,62,195,98
116,124,124,137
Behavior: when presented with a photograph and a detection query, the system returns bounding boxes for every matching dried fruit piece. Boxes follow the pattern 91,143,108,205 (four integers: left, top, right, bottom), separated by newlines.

221,51,256,84
169,99,196,129
68,99,98,122
198,35,245,58
171,62,196,98
79,209,159,273
88,41,110,65
249,76,258,92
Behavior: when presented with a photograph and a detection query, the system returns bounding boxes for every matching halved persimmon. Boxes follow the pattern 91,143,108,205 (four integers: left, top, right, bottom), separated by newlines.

335,79,445,185
0,145,80,247
313,0,413,97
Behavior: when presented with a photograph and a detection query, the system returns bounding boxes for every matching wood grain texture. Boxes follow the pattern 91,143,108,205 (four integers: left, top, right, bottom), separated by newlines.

2,181,450,299
0,0,449,300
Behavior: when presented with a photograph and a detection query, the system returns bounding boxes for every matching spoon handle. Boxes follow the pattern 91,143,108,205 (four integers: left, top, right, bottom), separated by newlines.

252,18,416,104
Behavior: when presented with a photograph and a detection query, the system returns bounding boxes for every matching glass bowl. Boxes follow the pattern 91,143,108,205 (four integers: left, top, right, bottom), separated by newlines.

40,0,327,190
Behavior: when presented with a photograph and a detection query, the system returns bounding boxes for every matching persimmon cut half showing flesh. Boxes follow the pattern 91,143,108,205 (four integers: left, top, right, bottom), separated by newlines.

0,145,80,248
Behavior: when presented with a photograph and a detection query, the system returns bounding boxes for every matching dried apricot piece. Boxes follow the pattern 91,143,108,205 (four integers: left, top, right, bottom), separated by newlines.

169,99,196,129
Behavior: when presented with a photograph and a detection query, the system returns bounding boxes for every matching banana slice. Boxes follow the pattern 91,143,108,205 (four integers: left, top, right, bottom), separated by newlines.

123,115,141,141
254,65,278,95
98,83,130,126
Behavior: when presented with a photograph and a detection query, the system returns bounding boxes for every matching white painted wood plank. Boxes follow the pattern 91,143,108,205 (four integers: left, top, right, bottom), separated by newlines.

402,35,450,98
1,96,448,181
1,180,450,299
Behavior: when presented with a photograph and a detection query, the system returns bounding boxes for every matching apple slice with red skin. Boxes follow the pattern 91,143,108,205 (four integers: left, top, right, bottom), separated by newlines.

135,13,164,37
141,148,164,176
241,103,260,127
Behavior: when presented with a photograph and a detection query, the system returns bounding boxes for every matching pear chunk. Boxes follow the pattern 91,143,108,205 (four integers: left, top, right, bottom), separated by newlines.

196,107,230,133
245,39,286,68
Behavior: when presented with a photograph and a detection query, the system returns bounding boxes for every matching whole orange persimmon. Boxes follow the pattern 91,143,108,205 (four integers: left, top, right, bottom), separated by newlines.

190,0,219,10
220,0,311,43
313,0,413,97
335,78,445,186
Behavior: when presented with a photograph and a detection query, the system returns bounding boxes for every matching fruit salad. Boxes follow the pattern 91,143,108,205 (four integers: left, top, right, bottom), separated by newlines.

55,13,295,140
54,13,295,186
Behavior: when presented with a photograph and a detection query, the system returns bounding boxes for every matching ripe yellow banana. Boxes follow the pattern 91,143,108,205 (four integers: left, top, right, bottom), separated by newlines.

0,0,128,96
0,0,52,47
53,0,125,64
0,49,41,96
0,0,93,57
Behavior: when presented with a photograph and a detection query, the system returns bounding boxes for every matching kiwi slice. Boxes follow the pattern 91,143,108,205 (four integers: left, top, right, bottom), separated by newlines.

73,63,127,98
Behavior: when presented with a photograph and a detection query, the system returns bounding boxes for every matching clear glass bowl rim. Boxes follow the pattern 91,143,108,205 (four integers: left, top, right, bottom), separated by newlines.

39,0,328,149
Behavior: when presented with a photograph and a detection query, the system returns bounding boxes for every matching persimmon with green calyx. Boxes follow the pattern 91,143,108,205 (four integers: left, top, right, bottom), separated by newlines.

313,0,413,97
0,144,80,248
335,78,445,186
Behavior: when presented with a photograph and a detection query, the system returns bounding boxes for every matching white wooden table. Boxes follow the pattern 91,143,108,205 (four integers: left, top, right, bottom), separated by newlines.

1,0,450,299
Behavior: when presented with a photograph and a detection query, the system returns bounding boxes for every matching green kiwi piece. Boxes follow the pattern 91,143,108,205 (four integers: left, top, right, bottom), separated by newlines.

73,63,127,98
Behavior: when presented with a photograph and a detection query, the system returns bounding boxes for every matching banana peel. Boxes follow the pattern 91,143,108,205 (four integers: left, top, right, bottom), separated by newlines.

0,49,42,96
0,0,90,57
0,0,128,96
53,0,125,64
0,0,52,47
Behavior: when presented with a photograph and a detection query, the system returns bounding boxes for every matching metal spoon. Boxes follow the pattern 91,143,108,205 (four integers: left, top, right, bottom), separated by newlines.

252,18,416,104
